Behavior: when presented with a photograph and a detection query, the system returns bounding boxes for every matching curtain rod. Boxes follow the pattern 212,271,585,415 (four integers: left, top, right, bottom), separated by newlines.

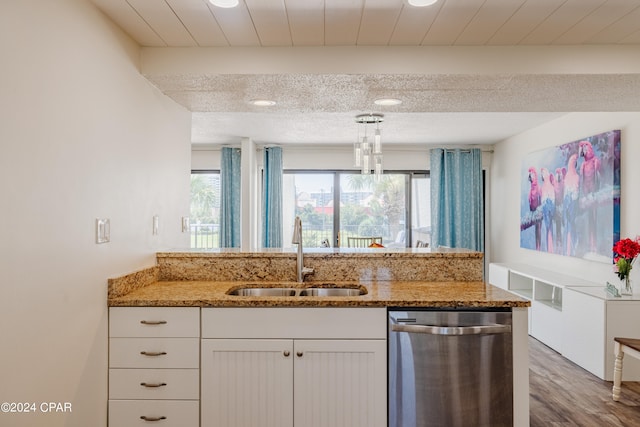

193,145,494,153
434,148,494,153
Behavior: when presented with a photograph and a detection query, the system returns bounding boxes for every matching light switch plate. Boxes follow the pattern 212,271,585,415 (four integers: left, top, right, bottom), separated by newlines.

96,218,110,244
182,216,190,233
153,215,159,235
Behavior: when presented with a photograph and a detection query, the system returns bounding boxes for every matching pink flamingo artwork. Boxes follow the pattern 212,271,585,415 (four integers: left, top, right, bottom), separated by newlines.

528,167,542,251
540,168,555,253
579,140,601,253
563,154,580,257
554,167,566,253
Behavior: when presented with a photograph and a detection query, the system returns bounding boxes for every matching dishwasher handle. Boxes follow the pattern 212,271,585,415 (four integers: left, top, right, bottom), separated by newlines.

391,323,511,336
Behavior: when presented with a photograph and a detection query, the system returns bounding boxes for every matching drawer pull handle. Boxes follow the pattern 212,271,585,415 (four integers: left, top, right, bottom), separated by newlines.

140,320,167,325
296,352,303,357
283,351,290,357
140,382,167,388
140,415,167,421
140,351,167,357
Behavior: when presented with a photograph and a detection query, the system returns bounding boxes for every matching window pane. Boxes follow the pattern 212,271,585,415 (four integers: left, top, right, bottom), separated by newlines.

339,174,406,248
411,174,431,248
283,173,334,248
190,172,220,249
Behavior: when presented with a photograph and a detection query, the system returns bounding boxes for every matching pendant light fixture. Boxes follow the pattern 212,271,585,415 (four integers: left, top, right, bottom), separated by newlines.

354,113,384,180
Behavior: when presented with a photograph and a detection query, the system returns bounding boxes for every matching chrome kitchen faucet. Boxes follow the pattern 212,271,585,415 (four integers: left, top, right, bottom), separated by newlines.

292,216,314,282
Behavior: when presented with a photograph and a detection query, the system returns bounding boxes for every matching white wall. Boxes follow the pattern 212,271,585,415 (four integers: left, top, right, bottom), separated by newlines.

0,1,191,426
491,112,640,284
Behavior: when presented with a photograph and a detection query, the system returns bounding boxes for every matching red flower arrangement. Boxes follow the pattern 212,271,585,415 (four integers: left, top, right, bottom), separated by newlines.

612,237,640,282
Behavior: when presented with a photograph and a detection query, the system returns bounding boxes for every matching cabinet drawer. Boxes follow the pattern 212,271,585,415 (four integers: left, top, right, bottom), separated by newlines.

109,369,199,400
108,399,198,427
110,338,199,368
109,307,199,338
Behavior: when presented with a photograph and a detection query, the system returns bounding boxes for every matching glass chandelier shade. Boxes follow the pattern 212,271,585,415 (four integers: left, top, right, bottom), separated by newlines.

354,113,384,179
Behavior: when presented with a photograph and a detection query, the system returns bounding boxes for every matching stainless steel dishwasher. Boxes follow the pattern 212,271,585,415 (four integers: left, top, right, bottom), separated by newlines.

388,308,513,427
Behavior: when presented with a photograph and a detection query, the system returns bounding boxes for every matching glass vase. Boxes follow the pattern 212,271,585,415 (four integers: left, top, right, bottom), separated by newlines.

621,276,633,296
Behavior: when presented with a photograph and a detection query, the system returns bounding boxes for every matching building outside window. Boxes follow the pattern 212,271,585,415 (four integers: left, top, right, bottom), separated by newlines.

191,169,432,249
283,171,430,248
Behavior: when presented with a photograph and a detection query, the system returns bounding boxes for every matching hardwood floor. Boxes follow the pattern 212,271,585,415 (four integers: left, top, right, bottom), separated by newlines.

529,337,640,426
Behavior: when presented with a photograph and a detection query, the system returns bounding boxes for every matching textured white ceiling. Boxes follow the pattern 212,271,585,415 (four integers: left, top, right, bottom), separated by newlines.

151,72,640,145
89,0,640,146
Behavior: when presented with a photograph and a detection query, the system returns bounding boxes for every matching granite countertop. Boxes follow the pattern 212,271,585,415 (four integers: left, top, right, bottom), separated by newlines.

108,279,530,308
108,250,528,309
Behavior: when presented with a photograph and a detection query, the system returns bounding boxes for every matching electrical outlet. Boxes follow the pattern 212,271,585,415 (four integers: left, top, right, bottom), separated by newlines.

182,216,190,233
96,218,110,244
153,215,159,235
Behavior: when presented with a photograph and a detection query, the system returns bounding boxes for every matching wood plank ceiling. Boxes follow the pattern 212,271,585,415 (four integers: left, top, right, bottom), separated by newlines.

91,0,640,48
88,0,640,145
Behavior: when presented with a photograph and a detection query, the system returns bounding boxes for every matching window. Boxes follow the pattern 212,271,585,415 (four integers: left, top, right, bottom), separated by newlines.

283,173,334,248
283,171,430,248
190,171,220,249
411,173,431,248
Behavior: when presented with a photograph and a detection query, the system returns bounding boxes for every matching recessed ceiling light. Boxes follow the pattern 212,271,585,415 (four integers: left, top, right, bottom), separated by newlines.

250,99,276,106
209,0,239,8
374,98,402,106
408,0,438,6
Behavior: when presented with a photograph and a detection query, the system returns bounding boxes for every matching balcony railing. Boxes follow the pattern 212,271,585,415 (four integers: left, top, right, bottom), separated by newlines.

190,223,428,249
190,224,220,249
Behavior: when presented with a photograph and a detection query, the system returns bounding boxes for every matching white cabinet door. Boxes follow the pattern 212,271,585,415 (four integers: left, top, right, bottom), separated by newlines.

201,339,294,427
563,289,640,380
530,301,563,353
294,340,387,427
562,288,606,377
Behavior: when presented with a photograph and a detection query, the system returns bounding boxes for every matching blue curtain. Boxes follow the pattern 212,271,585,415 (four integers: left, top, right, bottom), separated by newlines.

262,147,283,248
220,147,241,248
430,148,484,251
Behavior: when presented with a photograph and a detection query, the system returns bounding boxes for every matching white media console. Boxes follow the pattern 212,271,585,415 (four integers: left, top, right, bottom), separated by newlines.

489,263,640,381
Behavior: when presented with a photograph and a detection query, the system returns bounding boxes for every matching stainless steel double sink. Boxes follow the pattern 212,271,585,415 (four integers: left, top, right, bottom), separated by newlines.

227,285,366,297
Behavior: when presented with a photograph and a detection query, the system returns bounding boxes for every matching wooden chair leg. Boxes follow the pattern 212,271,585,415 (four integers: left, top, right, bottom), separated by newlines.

612,341,624,401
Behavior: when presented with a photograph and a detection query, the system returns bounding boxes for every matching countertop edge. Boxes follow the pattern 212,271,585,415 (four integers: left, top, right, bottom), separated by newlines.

107,280,530,308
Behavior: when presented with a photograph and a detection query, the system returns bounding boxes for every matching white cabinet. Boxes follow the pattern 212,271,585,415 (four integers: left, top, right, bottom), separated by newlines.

530,299,563,352
201,339,294,427
108,307,200,427
201,308,387,427
489,263,599,353
563,287,640,380
293,339,386,427
489,263,640,381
